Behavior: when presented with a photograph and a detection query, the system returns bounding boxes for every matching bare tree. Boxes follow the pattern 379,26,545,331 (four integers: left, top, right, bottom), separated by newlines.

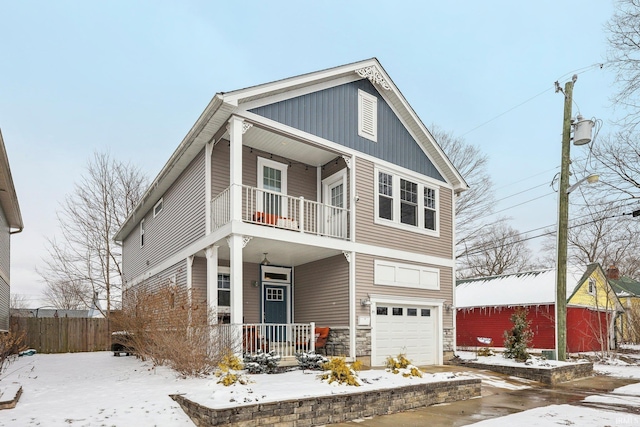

590,131,640,200
9,293,28,310
457,222,535,278
39,151,147,319
606,0,640,130
540,200,640,277
41,277,88,310
430,125,497,255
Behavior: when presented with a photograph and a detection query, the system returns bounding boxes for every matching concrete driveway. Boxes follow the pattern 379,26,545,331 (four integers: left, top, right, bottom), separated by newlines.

331,365,639,427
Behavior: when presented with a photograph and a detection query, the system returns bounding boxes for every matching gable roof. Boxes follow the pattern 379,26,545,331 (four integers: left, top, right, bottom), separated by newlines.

456,266,590,308
0,129,23,232
114,58,468,242
609,276,640,298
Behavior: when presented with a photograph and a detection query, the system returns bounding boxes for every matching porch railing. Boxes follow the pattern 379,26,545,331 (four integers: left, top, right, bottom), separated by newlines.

216,322,316,359
211,185,349,239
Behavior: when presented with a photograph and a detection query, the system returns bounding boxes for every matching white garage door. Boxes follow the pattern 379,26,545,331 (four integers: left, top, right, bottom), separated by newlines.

374,304,436,366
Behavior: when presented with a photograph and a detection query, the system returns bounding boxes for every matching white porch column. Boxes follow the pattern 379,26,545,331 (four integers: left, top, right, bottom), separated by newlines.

205,245,219,324
346,251,356,360
228,234,244,324
229,116,244,222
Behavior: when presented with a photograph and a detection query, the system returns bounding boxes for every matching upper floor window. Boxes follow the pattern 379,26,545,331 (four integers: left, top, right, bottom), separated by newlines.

358,89,377,142
140,219,145,247
153,198,163,217
588,278,596,295
376,169,439,234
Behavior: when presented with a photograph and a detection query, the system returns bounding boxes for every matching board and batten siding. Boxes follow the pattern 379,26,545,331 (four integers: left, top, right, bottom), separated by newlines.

250,79,445,182
355,253,454,330
294,255,349,326
354,157,453,258
123,149,206,281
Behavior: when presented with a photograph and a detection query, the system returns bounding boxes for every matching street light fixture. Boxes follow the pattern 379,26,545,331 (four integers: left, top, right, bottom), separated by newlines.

555,75,597,361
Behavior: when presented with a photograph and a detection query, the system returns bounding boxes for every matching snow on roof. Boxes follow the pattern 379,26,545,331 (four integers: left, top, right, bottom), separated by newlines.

456,266,586,309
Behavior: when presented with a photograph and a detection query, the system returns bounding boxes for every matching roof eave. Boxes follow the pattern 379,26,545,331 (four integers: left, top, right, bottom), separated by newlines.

0,129,23,231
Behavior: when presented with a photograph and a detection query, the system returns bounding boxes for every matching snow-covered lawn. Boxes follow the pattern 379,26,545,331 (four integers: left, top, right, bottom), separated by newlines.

455,350,591,369
0,352,469,426
0,350,639,426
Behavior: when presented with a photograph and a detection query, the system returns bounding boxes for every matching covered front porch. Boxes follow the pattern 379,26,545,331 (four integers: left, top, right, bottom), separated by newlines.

189,236,354,361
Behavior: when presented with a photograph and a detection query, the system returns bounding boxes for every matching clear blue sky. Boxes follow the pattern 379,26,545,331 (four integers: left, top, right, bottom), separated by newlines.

1,1,617,306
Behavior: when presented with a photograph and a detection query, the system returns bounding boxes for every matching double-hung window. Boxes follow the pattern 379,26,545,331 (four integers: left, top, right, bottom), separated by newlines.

218,273,231,307
378,172,393,220
376,169,438,234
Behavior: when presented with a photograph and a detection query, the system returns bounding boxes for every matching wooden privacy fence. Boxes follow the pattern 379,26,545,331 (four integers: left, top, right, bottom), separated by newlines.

10,316,110,353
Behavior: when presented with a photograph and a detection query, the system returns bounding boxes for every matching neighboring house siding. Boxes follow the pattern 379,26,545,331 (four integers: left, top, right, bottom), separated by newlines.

0,207,9,331
250,80,445,182
123,149,207,281
294,255,349,326
457,305,556,350
355,253,454,329
355,157,453,258
0,276,8,330
0,206,9,279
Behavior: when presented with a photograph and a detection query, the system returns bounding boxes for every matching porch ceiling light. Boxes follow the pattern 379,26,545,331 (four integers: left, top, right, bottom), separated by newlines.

261,253,270,266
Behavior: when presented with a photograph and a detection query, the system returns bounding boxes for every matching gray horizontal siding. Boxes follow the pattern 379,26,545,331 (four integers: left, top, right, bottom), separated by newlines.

355,157,454,258
123,148,207,281
250,79,444,182
0,277,8,331
355,253,454,329
294,255,349,326
0,206,9,279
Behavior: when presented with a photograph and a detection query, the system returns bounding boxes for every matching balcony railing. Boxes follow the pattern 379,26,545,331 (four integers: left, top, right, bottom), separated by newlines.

211,185,349,240
216,322,316,358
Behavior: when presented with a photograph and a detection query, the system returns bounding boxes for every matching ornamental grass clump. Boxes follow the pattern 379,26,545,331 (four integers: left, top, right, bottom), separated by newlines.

215,352,249,386
385,353,423,378
318,357,362,386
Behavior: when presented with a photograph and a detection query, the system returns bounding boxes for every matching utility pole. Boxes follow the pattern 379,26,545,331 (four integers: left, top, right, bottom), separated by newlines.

556,75,576,362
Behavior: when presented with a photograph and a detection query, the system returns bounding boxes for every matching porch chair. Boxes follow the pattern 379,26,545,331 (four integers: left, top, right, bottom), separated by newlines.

314,327,330,355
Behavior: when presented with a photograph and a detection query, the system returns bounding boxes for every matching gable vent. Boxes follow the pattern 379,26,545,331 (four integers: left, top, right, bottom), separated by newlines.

358,89,377,142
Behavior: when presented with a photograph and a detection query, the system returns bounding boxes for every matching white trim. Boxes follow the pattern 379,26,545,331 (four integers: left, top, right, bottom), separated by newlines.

374,166,440,237
358,89,377,142
260,265,292,324
217,266,231,314
369,295,444,366
239,111,456,191
153,198,164,218
374,259,440,290
139,218,145,248
124,220,455,288
257,156,289,216
349,251,356,359
238,74,362,111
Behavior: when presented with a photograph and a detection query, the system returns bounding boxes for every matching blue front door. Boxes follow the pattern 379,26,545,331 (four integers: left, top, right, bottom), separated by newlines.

264,284,288,341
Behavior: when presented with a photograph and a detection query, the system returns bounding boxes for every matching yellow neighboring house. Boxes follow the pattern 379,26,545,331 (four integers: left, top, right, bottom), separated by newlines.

607,265,640,344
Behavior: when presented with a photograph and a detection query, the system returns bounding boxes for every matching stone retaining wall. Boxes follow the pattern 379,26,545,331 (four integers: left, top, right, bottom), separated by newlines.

455,361,593,385
171,378,481,427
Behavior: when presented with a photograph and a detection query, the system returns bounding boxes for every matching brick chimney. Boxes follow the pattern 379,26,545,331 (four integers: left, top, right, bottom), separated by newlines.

607,265,620,280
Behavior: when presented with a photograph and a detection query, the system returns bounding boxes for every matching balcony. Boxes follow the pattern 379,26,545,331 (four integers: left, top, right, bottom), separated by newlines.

211,185,349,240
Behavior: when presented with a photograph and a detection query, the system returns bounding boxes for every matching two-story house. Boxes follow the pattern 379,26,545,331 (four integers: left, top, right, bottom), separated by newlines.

0,129,24,331
114,59,467,366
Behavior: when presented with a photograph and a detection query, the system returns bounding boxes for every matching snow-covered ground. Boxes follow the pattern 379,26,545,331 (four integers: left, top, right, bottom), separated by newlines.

0,350,639,426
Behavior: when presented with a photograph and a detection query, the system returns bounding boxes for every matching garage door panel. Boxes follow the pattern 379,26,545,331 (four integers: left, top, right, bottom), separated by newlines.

374,304,436,366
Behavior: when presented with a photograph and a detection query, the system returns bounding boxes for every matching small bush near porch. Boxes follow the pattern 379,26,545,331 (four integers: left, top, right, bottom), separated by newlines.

115,283,239,377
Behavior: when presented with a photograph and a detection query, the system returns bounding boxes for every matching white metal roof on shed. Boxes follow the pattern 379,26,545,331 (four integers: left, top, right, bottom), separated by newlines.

456,267,586,309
